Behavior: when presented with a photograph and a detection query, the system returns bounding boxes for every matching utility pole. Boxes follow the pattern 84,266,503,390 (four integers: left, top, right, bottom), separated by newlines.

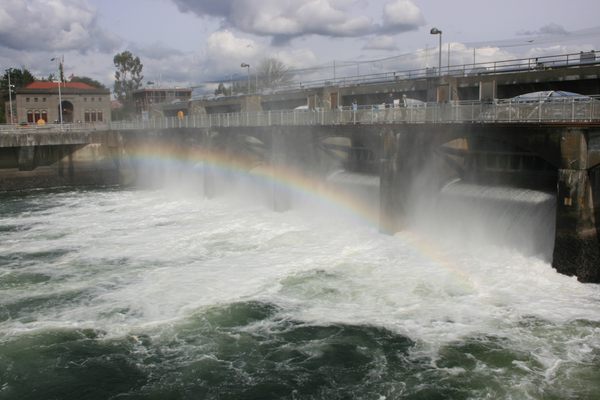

241,63,250,93
430,27,443,76
333,60,336,82
447,43,450,74
7,69,14,124
51,56,64,128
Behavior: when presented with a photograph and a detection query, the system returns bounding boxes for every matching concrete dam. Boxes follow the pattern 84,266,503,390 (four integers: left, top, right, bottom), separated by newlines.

1,105,600,284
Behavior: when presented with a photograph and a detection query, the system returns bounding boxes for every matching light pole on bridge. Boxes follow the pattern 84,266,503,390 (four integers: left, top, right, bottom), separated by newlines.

51,56,64,129
241,63,250,94
430,27,443,76
6,68,15,124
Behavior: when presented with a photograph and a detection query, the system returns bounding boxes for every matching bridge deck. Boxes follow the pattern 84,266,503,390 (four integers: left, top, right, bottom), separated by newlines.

1,97,600,137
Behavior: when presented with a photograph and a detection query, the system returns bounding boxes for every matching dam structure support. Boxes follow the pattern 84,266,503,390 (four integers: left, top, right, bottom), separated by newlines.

553,128,600,282
376,123,600,283
1,111,600,282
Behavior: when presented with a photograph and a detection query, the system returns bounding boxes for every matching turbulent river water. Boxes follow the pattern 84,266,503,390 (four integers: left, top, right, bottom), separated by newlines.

1,183,599,399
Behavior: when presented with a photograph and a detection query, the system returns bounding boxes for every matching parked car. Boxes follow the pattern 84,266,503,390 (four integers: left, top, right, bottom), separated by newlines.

481,91,599,121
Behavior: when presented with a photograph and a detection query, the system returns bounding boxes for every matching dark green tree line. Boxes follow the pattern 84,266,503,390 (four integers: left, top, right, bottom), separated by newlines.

1,68,35,123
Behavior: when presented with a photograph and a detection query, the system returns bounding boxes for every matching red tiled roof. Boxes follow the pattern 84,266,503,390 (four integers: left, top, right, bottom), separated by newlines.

25,81,98,90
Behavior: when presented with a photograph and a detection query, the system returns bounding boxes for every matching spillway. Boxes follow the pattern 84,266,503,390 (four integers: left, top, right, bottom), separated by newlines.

433,180,557,260
326,169,380,206
0,179,596,400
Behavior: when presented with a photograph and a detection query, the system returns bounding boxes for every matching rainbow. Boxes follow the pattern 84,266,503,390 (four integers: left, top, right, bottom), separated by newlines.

117,142,475,288
121,142,383,228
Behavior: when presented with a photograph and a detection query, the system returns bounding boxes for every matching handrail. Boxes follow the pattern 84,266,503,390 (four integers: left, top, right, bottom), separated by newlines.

277,51,600,93
0,122,109,133
2,96,600,134
198,50,599,99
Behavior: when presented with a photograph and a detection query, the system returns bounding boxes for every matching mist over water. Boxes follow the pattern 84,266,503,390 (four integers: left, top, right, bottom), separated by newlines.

1,165,599,398
418,180,557,261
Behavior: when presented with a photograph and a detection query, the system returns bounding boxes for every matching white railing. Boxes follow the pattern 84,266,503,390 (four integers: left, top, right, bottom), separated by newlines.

0,122,109,134
2,97,600,135
110,96,600,129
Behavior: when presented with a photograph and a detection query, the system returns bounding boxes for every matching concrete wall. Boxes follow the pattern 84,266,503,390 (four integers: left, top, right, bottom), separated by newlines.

15,91,111,124
189,63,600,114
0,131,122,191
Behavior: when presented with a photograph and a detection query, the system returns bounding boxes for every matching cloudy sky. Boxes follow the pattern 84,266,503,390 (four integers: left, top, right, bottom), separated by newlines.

1,0,599,93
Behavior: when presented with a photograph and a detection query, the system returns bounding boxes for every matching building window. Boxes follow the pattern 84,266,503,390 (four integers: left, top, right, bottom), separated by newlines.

84,111,90,122
97,111,103,121
91,97,94,102
91,111,97,122
34,110,41,121
27,110,34,123
84,97,87,102
41,110,48,122
26,98,30,103
34,98,38,102
98,97,102,102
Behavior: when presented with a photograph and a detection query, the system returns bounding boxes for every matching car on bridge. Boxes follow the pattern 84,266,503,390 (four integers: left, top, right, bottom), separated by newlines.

480,91,600,122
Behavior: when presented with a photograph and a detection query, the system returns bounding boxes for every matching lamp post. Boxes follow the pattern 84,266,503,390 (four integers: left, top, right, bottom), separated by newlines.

50,57,63,128
241,63,250,93
430,27,442,76
6,69,14,124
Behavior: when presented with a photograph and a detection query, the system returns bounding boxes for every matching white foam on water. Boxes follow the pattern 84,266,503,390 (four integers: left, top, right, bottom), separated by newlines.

0,187,599,387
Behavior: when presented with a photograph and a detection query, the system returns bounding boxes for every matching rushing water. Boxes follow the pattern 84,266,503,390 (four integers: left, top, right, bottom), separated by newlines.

1,184,600,400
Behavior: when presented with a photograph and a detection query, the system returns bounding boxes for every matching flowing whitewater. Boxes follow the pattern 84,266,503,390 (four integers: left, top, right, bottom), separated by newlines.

1,184,600,399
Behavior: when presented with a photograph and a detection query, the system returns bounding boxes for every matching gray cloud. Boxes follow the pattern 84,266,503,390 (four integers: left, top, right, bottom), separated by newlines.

171,0,424,44
363,35,399,51
518,23,569,36
0,0,120,53
382,0,425,32
128,42,186,60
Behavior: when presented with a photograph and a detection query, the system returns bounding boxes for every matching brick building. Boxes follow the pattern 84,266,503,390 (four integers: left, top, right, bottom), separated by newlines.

13,81,111,124
133,87,192,117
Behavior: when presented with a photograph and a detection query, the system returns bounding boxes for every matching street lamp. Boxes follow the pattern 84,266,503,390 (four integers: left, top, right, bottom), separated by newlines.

50,57,63,127
241,63,250,93
430,27,442,76
6,69,14,124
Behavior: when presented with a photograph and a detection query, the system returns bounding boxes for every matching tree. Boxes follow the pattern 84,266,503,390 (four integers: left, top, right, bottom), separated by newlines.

70,76,108,90
59,61,64,82
231,80,248,95
214,82,231,96
1,68,35,90
113,51,143,108
1,67,35,123
257,58,293,90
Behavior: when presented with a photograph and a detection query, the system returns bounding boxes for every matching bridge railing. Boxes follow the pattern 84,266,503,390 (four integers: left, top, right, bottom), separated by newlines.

170,96,600,127
2,96,600,135
266,51,600,94
163,96,599,128
0,122,109,134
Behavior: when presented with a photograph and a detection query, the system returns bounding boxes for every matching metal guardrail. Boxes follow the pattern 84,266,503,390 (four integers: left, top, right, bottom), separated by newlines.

2,97,600,135
109,96,600,129
198,50,599,98
0,122,108,134
289,51,600,92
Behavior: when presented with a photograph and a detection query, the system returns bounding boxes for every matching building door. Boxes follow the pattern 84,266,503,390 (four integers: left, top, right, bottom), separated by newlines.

436,84,449,103
60,100,74,123
330,92,338,109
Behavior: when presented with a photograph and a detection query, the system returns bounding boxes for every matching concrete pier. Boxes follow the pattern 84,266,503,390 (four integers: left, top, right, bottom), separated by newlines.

552,129,600,282
269,129,292,211
202,131,217,199
1,121,600,282
379,129,403,234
